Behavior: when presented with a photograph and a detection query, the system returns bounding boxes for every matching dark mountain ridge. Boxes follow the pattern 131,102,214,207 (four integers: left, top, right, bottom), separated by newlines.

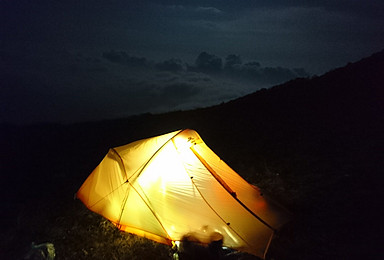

1,50,383,259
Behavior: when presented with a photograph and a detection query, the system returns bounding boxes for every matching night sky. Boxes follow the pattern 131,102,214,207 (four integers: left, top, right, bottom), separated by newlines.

1,0,383,124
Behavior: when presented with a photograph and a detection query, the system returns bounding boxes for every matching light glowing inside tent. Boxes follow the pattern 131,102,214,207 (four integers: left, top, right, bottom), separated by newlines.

77,129,291,259
137,142,189,195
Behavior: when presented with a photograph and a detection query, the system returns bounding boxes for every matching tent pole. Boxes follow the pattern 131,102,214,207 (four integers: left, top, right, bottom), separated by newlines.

190,145,277,233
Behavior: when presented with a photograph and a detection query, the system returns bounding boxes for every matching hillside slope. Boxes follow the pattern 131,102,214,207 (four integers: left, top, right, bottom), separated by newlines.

198,50,384,258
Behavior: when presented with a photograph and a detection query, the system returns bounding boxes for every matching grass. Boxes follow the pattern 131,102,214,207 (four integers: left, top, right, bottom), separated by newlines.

3,197,172,260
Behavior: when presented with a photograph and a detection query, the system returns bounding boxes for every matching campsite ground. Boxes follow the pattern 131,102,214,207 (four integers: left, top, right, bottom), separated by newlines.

1,51,383,259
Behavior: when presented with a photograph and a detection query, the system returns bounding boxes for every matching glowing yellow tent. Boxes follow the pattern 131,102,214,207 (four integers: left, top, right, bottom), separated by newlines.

77,129,290,258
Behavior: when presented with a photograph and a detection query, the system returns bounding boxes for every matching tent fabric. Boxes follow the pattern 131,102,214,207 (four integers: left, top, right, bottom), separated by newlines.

77,129,290,258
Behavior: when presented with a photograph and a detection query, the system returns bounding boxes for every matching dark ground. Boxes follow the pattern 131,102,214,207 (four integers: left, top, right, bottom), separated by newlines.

1,50,383,259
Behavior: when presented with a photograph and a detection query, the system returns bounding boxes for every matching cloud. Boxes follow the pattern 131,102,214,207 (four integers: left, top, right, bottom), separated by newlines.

224,54,242,70
186,75,211,83
186,51,309,84
237,61,309,84
196,6,223,15
163,4,224,18
192,52,223,73
155,59,184,72
158,83,203,107
1,47,310,125
2,0,382,79
118,71,240,115
102,50,148,67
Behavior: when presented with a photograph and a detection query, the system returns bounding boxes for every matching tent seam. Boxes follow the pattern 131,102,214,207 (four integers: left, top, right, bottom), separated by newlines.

125,182,172,241
126,130,184,183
